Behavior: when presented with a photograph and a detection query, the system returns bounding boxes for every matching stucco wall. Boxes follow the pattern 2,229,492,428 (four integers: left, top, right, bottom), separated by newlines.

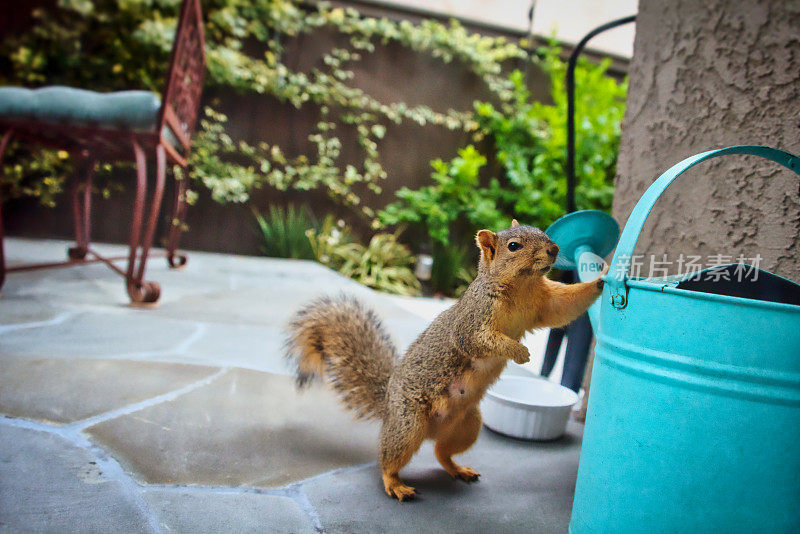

613,0,800,282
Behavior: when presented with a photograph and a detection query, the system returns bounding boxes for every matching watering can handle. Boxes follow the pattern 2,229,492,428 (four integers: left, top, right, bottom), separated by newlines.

606,145,800,308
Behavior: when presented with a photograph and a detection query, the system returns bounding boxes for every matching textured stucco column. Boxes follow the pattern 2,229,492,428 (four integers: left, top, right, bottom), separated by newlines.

613,0,800,281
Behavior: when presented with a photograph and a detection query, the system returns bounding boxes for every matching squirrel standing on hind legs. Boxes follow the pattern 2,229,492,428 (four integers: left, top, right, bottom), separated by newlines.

285,220,605,501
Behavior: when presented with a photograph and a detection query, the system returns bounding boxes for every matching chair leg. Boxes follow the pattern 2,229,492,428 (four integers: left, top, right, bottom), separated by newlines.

137,144,167,280
166,166,189,269
0,129,14,292
126,142,166,304
68,157,95,261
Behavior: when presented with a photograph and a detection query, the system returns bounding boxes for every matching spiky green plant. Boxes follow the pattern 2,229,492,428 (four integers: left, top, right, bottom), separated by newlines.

431,242,477,297
253,204,316,260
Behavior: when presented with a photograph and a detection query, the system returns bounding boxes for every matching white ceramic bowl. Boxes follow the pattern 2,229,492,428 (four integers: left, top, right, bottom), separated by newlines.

480,376,578,440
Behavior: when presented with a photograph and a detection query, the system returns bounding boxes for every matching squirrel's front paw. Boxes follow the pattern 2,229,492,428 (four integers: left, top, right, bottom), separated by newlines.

510,345,530,364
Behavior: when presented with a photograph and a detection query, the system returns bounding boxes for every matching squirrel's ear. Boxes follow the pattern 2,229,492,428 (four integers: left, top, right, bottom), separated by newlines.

476,230,497,263
511,219,520,227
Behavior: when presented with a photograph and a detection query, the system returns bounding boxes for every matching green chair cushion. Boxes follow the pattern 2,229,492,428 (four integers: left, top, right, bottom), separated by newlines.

0,86,161,133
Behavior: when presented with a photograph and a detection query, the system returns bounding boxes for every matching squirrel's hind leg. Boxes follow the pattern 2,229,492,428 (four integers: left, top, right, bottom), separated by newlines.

434,406,482,482
380,407,426,501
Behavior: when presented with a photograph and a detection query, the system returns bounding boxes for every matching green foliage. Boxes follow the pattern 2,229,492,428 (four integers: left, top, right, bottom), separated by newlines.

1,0,529,213
0,144,71,208
473,46,626,226
1,2,623,299
334,232,421,296
382,47,625,238
430,242,476,297
306,214,353,267
379,44,625,296
253,204,316,259
306,215,420,296
380,145,508,246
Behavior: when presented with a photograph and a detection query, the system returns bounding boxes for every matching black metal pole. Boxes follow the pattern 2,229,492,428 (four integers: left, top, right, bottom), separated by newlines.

566,15,635,214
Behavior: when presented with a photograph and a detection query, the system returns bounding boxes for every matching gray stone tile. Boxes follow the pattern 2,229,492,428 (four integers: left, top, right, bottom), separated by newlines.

150,286,323,327
0,296,59,326
176,322,295,375
0,358,217,423
379,315,431,353
0,311,199,359
3,239,429,350
148,271,424,331
1,240,261,306
180,318,431,376
142,489,316,534
304,421,583,534
3,238,95,266
1,239,577,532
0,424,152,533
2,259,131,305
87,369,380,488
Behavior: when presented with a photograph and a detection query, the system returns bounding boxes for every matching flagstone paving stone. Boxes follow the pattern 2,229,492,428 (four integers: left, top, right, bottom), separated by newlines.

0,425,152,533
141,489,316,534
0,310,199,359
87,368,380,488
0,357,217,423
0,296,58,326
1,238,579,533
156,321,294,375
304,422,583,534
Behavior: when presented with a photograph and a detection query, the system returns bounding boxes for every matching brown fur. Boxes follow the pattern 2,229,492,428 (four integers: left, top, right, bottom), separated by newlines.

285,295,397,420
285,223,604,501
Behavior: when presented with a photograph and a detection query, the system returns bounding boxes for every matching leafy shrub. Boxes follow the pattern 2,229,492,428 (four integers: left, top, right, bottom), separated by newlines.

306,214,353,267
379,45,626,295
253,204,316,259
472,46,625,226
307,215,420,296
430,242,476,297
334,232,421,296
0,144,70,208
379,145,504,246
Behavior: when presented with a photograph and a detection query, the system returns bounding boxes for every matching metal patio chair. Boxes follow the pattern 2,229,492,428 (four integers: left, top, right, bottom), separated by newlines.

0,0,205,304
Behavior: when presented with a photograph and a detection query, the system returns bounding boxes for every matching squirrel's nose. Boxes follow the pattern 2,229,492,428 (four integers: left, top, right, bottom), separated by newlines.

547,244,559,258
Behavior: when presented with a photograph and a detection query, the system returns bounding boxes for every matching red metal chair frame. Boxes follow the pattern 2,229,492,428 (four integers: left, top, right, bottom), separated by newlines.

0,0,205,304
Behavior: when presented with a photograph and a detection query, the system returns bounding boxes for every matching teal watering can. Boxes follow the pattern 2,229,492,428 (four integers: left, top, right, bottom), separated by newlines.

545,145,800,533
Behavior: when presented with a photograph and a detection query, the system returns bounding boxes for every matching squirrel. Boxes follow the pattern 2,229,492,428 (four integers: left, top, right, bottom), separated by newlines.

285,220,605,501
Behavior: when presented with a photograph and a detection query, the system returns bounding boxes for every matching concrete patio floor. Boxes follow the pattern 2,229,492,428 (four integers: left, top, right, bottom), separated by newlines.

0,238,582,533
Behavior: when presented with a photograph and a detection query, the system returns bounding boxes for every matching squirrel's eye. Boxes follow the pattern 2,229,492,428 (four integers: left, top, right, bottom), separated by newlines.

508,242,522,251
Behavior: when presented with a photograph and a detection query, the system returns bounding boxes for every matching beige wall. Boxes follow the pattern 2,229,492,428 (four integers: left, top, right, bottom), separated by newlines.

613,0,800,282
360,0,637,57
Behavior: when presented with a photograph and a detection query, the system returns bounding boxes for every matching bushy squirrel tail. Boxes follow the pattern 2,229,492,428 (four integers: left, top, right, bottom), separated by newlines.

285,295,397,420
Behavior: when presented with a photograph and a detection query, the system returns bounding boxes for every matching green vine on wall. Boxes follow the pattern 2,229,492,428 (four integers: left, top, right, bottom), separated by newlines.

379,45,626,296
0,0,530,216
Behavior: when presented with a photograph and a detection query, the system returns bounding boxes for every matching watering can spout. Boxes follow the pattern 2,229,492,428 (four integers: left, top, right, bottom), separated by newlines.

545,210,620,331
